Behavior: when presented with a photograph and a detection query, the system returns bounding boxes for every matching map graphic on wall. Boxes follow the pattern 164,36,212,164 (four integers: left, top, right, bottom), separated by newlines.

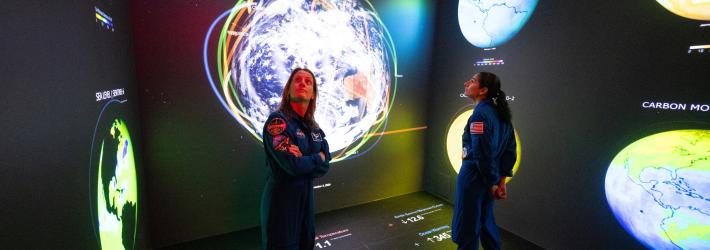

445,108,521,183
90,99,138,250
458,0,538,48
203,0,398,162
605,130,710,250
656,0,710,20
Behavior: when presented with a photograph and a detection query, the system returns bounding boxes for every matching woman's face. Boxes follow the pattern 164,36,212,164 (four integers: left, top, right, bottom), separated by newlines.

289,70,315,102
464,74,487,99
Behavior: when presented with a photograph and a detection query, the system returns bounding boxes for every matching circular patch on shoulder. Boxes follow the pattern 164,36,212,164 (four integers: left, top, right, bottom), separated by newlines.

267,117,287,135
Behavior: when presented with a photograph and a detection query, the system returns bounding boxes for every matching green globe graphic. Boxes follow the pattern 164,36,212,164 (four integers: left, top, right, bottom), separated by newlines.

96,118,138,250
458,0,538,48
605,130,710,250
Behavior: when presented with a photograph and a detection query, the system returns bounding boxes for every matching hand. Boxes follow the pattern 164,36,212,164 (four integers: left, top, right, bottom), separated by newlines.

496,183,507,200
319,152,325,161
490,185,499,199
288,145,302,157
490,182,507,200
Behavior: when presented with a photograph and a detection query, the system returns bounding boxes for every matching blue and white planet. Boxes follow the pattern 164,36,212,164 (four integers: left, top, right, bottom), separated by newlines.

205,0,396,159
458,0,538,48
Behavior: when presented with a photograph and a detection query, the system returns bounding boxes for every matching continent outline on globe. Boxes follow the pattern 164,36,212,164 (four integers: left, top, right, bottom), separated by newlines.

458,0,538,48
89,99,139,250
605,129,710,250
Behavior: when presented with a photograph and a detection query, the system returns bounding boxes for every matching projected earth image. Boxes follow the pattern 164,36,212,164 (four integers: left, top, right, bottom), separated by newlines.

205,0,396,162
458,0,538,48
445,109,521,183
96,118,138,250
605,130,710,250
656,0,710,20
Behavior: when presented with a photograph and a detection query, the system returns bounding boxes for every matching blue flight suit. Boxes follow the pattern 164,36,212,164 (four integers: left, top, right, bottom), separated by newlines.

260,110,331,250
452,100,517,250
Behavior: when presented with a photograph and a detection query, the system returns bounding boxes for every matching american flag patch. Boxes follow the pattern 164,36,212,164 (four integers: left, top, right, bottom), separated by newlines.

470,122,484,134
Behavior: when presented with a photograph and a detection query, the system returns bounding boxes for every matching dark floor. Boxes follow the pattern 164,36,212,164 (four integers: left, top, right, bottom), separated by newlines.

161,192,543,250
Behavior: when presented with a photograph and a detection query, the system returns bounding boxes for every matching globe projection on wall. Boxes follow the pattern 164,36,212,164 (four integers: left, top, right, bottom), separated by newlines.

445,109,521,183
458,0,538,48
656,0,710,20
605,130,710,250
95,118,138,250
204,0,397,162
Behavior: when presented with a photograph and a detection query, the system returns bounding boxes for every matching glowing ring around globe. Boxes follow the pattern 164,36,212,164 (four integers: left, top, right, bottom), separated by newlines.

203,0,398,163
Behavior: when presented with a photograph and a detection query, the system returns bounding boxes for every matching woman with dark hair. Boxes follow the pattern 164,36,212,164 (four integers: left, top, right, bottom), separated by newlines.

260,68,331,249
452,72,517,250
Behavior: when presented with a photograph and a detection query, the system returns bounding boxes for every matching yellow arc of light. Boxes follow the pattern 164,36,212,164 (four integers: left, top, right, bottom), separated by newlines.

217,2,263,140
364,126,427,137
656,0,710,21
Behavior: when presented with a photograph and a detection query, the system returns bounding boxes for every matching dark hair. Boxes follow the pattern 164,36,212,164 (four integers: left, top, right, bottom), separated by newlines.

278,68,319,128
477,71,512,123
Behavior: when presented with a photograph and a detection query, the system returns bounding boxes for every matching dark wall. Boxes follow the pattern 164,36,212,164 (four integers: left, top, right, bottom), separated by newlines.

425,0,709,249
1,0,149,249
130,0,436,247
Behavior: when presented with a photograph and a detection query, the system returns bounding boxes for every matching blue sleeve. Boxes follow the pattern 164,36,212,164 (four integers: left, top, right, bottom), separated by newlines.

499,128,517,177
263,115,323,177
466,109,500,185
310,133,331,178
